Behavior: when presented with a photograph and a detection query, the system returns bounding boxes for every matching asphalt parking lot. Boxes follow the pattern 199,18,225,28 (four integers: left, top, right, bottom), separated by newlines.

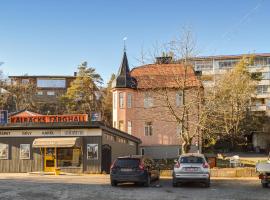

0,174,270,200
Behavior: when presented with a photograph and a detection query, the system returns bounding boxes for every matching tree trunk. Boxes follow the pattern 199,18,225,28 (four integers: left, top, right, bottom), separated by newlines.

181,140,191,154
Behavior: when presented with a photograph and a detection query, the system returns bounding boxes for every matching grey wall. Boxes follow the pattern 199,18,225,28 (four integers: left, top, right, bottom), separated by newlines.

102,130,138,163
141,145,199,159
0,137,43,173
82,136,102,173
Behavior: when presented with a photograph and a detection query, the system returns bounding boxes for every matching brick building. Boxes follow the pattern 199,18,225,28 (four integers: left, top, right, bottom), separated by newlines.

112,51,203,159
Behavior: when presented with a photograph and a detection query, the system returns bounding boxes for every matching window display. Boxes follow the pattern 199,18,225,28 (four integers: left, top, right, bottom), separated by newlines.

87,144,98,160
20,144,30,159
0,144,8,159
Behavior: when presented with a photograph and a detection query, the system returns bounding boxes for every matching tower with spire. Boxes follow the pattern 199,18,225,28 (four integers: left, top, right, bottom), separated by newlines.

112,49,136,134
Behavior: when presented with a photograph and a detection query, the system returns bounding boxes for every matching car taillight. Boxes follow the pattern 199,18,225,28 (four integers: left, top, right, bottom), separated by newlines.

110,161,116,170
175,161,180,168
139,163,145,170
259,174,267,179
203,163,209,168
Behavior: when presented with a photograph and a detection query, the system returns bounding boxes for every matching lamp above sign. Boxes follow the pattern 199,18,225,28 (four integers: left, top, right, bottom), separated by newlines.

10,114,88,124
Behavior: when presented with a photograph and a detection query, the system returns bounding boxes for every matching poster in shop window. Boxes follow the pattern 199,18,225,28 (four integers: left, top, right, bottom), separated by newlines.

87,144,98,160
20,144,30,159
0,144,8,159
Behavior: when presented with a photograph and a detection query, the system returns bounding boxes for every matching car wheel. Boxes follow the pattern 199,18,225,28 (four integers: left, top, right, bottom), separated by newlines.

204,180,210,188
262,183,268,188
111,180,117,187
144,175,151,187
172,182,178,187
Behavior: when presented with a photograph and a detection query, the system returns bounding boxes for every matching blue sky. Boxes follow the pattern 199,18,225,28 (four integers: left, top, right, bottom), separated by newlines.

0,0,269,83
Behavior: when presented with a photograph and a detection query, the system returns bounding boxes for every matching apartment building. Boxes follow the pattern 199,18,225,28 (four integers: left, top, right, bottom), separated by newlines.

112,51,202,159
191,53,270,151
9,75,76,104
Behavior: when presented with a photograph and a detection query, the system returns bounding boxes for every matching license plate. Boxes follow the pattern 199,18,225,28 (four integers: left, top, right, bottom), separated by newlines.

120,168,132,172
185,168,198,172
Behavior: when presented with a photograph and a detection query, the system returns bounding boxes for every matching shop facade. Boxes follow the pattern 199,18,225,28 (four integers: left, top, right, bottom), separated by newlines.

0,121,141,173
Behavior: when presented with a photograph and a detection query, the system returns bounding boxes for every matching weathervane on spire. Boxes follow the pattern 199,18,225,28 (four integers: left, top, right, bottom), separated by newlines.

123,37,127,52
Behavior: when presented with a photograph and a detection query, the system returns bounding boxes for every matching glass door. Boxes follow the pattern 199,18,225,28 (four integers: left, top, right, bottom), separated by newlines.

44,148,56,172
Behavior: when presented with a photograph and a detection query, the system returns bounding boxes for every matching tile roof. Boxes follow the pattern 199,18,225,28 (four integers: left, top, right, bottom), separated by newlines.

130,63,201,89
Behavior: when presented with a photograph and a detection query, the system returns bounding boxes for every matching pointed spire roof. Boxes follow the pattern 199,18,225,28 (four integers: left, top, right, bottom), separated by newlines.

112,50,136,89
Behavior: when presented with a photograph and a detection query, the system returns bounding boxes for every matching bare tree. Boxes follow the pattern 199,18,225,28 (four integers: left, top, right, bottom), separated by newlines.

133,28,203,154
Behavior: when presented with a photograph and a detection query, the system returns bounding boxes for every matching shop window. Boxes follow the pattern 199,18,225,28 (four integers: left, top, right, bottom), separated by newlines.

57,148,82,167
20,144,30,159
87,144,98,160
0,144,9,159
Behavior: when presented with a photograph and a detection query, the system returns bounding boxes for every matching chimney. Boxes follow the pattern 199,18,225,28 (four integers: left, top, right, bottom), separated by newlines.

155,56,173,64
74,72,77,76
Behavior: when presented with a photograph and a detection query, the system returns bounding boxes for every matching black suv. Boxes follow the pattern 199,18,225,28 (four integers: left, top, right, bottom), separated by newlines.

110,156,160,187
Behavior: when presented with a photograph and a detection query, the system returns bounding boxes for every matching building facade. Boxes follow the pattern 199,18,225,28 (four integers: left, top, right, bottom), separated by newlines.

0,111,140,173
192,53,270,151
112,52,202,159
9,75,76,104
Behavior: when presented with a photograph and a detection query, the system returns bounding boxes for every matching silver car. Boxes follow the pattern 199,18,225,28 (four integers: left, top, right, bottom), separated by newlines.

172,153,210,187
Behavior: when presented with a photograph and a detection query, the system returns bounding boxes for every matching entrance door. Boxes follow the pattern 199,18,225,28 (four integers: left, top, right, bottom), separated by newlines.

101,144,112,174
44,148,56,172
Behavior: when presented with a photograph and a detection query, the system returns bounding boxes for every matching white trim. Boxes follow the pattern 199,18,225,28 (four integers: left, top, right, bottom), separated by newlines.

87,144,98,160
0,128,102,137
20,144,30,160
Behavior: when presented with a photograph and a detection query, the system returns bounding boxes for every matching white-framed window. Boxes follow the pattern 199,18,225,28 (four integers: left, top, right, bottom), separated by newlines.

144,122,153,136
21,79,29,85
87,144,98,160
127,121,132,135
20,144,30,159
176,123,183,137
141,148,145,155
119,120,124,131
119,93,124,108
37,78,66,88
257,85,268,94
176,91,183,107
47,91,55,96
127,93,132,108
37,91,43,95
113,93,117,109
144,93,153,108
0,144,9,159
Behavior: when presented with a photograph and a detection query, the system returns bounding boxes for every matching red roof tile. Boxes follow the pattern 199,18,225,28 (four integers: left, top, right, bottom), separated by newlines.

130,64,201,89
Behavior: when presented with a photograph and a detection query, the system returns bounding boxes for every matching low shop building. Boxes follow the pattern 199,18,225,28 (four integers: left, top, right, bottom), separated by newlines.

0,112,141,173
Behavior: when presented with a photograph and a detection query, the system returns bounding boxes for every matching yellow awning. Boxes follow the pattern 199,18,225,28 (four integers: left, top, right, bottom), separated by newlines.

32,137,81,148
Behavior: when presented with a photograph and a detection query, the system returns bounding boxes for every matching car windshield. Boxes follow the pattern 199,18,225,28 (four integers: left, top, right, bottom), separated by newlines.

115,158,140,168
180,156,204,164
